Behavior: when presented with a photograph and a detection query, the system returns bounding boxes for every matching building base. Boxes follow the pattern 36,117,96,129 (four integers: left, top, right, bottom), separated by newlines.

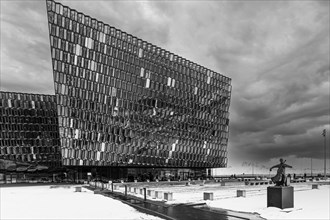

65,166,207,182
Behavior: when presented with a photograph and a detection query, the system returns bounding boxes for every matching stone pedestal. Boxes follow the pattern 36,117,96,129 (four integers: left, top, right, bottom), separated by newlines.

286,176,291,186
147,190,156,198
94,189,102,194
312,184,318,189
164,192,173,201
237,190,246,197
75,186,82,192
267,186,294,209
155,191,163,199
203,192,213,200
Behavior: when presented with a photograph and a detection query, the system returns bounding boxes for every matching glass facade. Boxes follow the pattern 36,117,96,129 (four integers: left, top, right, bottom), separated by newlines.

46,0,231,168
0,92,61,167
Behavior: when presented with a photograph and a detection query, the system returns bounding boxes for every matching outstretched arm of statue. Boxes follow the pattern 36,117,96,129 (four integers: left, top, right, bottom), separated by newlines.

284,164,293,168
269,164,279,171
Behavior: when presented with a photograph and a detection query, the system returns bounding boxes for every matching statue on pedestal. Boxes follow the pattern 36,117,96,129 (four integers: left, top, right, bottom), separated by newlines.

270,158,293,186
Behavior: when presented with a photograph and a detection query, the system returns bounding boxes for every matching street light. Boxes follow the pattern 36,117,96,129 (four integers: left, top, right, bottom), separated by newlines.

322,129,327,179
311,157,313,178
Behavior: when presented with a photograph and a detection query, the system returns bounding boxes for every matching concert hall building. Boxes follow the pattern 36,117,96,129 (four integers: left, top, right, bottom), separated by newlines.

0,0,231,181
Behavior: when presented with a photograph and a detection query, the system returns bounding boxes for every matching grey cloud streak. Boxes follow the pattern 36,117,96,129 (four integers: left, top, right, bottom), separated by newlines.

1,1,54,94
0,0,329,169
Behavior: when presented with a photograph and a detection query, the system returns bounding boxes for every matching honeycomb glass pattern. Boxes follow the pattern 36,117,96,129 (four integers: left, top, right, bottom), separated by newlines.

46,0,231,168
0,92,61,167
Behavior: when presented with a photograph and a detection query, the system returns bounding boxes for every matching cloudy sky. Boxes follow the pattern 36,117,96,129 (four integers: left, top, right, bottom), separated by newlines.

1,0,329,174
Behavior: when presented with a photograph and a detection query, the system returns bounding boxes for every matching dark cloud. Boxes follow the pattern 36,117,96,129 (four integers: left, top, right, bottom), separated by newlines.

1,0,329,171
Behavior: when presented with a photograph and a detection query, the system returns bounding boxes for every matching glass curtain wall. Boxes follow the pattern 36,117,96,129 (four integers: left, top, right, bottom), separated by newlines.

46,0,231,168
0,92,61,167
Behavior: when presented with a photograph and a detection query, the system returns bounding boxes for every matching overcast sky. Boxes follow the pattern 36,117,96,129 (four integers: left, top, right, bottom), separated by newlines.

1,0,329,174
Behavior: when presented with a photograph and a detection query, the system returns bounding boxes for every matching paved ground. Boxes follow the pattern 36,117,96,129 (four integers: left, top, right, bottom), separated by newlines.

86,185,265,220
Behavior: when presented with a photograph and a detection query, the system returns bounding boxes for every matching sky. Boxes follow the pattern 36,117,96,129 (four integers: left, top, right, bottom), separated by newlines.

0,0,329,174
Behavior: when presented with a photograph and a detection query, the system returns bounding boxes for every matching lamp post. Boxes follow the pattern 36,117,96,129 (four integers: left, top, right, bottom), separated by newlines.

311,158,313,178
252,163,254,177
322,129,326,179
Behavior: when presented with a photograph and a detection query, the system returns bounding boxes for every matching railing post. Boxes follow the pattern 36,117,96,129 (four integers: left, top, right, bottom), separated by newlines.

125,185,127,197
111,182,114,192
143,188,146,201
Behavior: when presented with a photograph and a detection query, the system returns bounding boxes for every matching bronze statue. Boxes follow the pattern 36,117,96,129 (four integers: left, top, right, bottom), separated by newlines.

270,158,292,186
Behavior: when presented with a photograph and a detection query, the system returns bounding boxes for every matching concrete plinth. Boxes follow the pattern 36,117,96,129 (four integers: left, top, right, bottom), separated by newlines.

75,187,82,192
237,190,246,197
312,184,318,189
203,192,213,200
164,192,173,201
94,190,102,194
267,186,294,209
286,176,291,186
155,191,163,199
147,189,155,198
